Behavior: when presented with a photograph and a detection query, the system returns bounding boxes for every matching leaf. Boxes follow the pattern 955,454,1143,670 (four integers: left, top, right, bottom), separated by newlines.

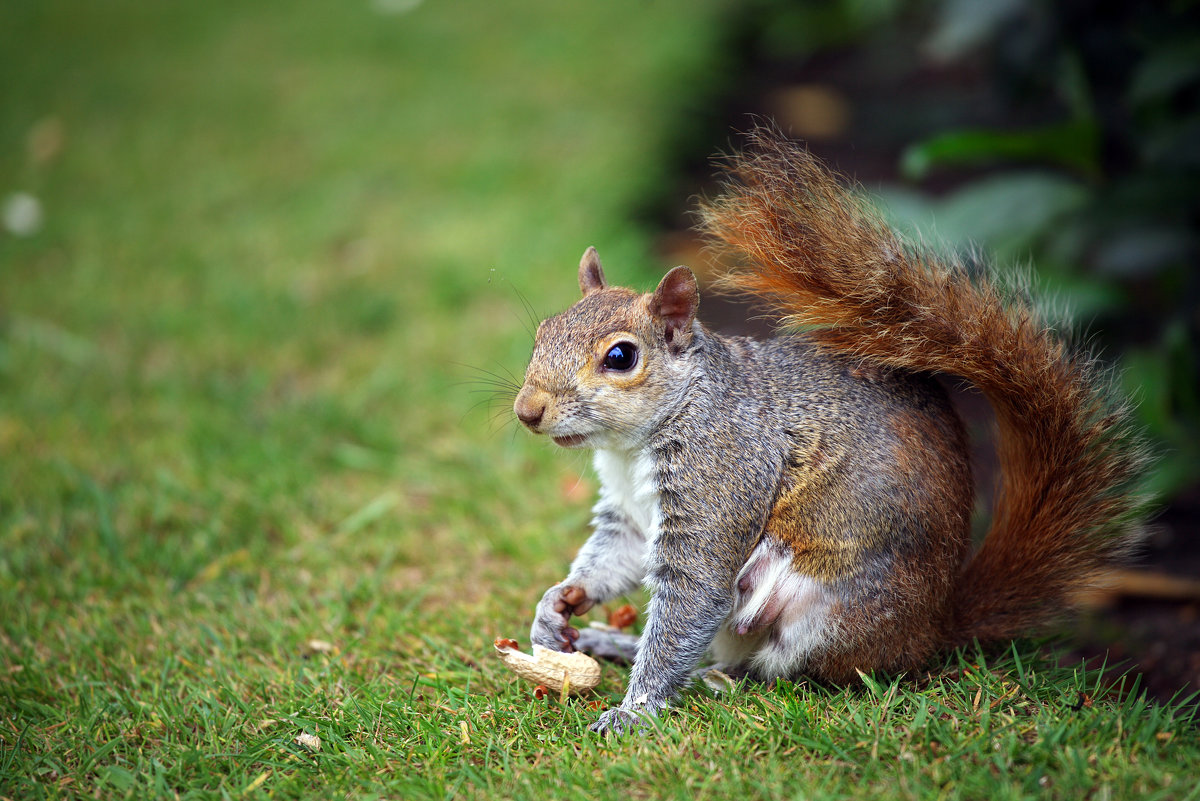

923,0,1028,62
878,172,1088,258
1092,226,1194,278
900,121,1101,180
701,668,737,695
1127,36,1200,106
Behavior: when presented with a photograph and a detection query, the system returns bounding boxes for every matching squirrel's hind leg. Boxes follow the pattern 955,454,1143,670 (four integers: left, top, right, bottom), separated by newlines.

573,627,640,664
709,537,839,680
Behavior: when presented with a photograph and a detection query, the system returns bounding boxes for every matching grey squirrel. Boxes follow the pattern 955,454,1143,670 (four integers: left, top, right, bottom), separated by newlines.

512,128,1148,735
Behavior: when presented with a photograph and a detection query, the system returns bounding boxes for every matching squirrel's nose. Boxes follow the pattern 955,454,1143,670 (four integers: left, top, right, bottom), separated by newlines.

514,391,545,428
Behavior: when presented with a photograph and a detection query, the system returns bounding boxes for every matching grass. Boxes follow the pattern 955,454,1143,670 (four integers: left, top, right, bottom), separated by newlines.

1,1,1197,799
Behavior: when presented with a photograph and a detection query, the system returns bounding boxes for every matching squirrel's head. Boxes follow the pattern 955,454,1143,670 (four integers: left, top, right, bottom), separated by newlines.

514,246,700,450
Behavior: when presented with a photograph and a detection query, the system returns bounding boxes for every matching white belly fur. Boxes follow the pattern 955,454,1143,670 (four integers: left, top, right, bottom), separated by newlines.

594,447,660,540
593,447,661,579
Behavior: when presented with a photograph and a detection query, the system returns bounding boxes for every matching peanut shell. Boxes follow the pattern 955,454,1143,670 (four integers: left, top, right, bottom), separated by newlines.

493,640,601,694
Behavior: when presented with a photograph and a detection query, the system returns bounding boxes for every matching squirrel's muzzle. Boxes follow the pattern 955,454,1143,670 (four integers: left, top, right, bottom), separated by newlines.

513,386,546,430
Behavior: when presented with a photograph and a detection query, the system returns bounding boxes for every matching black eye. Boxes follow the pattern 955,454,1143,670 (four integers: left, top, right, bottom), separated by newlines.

603,342,638,371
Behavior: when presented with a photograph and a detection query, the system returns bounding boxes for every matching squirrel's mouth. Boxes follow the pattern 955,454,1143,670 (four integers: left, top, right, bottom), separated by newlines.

552,434,589,448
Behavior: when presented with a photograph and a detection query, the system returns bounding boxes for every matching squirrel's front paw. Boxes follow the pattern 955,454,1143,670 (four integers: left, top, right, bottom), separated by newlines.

589,706,654,736
530,583,594,652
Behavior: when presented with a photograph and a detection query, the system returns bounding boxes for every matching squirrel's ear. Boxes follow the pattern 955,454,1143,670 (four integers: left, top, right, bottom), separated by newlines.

578,247,607,296
649,266,699,350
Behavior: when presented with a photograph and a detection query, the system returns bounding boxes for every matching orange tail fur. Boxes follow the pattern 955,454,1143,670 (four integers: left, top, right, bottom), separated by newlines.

698,127,1151,646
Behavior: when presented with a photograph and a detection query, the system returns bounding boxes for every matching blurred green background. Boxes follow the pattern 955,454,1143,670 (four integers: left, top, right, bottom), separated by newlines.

1,0,1197,797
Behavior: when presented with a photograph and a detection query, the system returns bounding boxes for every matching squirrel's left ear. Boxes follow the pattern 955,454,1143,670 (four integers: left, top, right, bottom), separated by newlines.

579,247,607,296
649,266,699,351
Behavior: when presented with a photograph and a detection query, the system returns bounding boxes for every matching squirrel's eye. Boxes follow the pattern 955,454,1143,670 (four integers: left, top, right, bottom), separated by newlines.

603,342,638,371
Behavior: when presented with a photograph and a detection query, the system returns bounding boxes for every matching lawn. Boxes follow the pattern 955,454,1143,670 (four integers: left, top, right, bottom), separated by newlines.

1,2,1197,799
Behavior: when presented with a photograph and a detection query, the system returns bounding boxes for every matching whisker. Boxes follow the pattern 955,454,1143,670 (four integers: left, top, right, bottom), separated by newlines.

452,363,524,397
461,382,519,397
465,393,509,416
510,284,544,339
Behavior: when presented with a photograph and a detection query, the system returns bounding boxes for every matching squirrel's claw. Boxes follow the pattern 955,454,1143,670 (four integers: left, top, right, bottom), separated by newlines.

589,706,654,736
530,583,591,652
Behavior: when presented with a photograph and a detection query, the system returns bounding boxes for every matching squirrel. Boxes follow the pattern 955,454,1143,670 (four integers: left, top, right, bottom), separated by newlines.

512,127,1149,735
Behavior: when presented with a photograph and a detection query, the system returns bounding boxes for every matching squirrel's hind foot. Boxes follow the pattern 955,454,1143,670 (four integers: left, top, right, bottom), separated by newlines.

573,626,640,664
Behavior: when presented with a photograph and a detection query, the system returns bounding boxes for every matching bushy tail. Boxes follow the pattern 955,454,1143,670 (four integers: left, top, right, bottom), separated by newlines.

697,127,1151,645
